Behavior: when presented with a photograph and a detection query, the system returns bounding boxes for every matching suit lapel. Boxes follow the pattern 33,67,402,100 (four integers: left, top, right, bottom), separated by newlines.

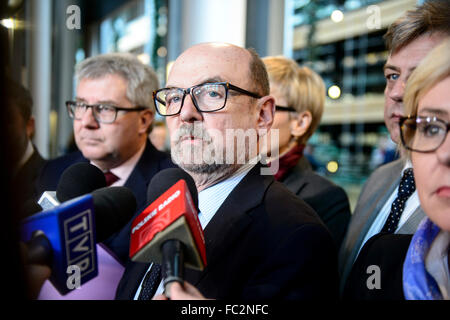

345,160,404,268
282,157,311,195
397,207,426,234
186,164,273,286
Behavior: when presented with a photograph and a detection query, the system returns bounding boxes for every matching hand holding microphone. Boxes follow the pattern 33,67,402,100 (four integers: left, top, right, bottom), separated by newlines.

153,281,207,300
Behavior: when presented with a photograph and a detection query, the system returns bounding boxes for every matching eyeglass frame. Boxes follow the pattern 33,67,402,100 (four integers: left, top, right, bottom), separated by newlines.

66,100,148,124
152,82,262,116
275,105,297,112
399,115,450,153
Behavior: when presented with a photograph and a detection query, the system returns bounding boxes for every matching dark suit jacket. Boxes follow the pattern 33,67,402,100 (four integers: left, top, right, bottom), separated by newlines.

343,232,412,300
35,140,175,263
339,159,425,294
280,157,351,249
15,145,47,210
116,163,339,300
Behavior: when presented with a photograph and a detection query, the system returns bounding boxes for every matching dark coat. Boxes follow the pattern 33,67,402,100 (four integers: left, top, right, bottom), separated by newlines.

115,163,339,300
280,157,351,249
15,146,47,207
343,232,411,300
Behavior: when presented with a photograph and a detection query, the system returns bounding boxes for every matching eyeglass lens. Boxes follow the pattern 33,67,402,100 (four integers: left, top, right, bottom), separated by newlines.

155,83,227,115
402,117,448,152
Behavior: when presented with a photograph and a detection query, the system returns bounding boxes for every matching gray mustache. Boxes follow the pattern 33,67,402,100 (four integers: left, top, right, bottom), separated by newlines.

173,123,212,143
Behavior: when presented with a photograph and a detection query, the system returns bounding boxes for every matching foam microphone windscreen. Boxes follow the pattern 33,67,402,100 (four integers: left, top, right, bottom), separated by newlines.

130,168,206,270
91,186,137,242
56,163,106,202
146,168,198,208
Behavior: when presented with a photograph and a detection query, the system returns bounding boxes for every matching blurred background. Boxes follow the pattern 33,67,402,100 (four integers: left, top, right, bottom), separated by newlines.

1,0,422,210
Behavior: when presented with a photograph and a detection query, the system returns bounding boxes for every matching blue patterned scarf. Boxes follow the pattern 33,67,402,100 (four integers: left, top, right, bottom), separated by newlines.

403,217,444,300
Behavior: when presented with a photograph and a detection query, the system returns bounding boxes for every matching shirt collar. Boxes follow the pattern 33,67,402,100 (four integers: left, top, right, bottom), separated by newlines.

197,162,256,229
91,143,146,187
402,159,413,175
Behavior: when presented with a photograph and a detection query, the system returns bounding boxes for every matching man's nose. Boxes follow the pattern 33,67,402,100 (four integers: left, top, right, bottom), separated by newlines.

389,79,405,102
80,107,100,128
179,94,203,123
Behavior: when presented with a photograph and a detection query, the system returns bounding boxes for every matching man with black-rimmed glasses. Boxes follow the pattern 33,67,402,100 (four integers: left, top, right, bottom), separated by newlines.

36,53,175,265
115,43,338,300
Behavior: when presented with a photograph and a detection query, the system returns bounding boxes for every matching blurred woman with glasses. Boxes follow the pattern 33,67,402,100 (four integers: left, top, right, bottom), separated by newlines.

262,56,351,248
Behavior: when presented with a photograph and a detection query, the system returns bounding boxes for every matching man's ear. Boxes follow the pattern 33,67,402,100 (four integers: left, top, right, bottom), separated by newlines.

139,109,155,134
26,116,36,140
256,95,275,132
290,111,312,138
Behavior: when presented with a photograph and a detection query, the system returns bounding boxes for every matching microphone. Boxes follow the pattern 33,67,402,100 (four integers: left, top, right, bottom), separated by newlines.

37,191,59,210
129,168,206,296
38,163,106,210
56,163,107,202
21,186,136,295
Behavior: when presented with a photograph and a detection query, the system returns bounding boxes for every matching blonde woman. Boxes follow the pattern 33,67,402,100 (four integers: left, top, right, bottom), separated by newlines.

399,38,450,300
263,56,351,248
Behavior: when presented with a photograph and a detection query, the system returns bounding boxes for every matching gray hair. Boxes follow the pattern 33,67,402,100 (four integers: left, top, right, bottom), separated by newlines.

75,53,159,112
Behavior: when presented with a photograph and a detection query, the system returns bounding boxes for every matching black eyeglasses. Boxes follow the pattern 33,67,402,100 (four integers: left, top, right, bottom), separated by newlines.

66,101,147,124
400,115,450,153
153,82,262,116
275,105,297,112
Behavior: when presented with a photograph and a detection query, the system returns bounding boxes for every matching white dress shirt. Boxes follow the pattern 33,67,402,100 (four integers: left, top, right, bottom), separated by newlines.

90,143,146,187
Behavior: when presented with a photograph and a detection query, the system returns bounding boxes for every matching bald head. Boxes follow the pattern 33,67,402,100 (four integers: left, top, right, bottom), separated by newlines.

163,42,275,190
168,43,269,97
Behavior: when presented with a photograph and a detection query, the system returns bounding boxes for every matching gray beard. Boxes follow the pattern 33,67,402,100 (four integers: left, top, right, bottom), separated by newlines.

170,122,248,186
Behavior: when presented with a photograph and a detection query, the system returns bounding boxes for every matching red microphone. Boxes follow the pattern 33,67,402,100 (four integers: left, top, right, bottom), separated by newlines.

129,169,206,295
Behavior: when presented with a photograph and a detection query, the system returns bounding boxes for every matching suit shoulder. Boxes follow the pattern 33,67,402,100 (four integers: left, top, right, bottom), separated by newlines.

365,159,404,183
264,180,326,227
36,151,85,193
43,151,85,169
299,170,348,198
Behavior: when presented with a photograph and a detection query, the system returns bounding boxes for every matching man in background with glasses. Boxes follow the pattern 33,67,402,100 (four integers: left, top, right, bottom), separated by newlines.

339,0,450,296
115,42,338,300
35,53,175,265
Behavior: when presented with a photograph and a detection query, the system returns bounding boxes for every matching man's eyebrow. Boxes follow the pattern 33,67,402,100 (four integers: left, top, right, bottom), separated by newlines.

383,64,400,72
197,77,225,85
166,77,226,89
74,97,119,105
